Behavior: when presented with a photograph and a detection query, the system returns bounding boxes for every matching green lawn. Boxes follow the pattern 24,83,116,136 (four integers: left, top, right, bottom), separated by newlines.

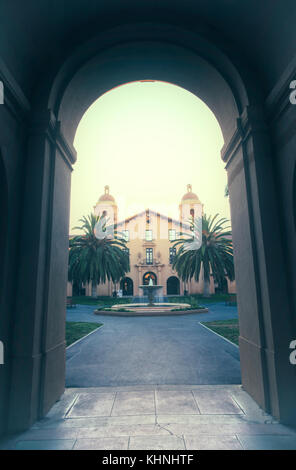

66,321,102,346
70,296,132,306
168,293,236,305
201,319,239,345
199,294,237,304
70,294,236,307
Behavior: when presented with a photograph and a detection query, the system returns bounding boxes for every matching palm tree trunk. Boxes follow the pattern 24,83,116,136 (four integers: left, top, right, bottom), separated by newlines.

91,281,97,298
201,265,211,297
203,278,211,297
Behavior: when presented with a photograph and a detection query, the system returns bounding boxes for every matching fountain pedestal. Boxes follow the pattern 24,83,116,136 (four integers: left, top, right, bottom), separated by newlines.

139,279,163,306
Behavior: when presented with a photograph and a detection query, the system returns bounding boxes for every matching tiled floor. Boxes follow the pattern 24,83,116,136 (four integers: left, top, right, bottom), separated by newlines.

1,385,296,450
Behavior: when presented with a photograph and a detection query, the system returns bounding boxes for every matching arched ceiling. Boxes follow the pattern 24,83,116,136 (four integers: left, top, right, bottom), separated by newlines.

0,0,295,101
57,40,240,145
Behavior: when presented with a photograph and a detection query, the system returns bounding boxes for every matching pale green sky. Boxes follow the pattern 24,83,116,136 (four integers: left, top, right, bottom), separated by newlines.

71,81,230,233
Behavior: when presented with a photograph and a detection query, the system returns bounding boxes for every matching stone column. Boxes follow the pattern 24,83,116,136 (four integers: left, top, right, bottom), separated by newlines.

223,105,296,423
138,267,142,296
157,266,162,285
7,110,76,432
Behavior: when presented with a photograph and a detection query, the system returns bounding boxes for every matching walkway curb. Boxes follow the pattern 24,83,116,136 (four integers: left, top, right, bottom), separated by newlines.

66,324,103,350
94,308,209,316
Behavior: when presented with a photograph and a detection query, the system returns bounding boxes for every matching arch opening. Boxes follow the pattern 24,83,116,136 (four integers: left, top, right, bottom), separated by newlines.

17,28,286,430
64,57,239,392
143,272,157,285
56,38,246,406
167,276,180,296
120,277,134,296
54,39,245,148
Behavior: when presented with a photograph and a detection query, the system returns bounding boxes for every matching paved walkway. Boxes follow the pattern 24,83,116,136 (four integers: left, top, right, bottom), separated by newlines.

66,303,240,387
1,304,295,450
1,385,296,450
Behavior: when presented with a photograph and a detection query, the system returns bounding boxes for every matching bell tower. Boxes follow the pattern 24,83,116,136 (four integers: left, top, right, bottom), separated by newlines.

179,184,203,228
94,185,118,225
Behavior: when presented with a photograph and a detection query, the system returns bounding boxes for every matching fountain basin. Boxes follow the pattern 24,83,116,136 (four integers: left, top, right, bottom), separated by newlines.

94,303,208,316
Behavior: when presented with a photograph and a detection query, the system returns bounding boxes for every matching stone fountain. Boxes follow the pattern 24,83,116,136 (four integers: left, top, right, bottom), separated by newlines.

139,278,163,306
99,278,199,315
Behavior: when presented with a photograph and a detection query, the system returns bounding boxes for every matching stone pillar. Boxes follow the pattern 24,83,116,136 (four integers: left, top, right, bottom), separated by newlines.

157,266,162,286
7,110,76,432
223,105,296,423
138,267,142,296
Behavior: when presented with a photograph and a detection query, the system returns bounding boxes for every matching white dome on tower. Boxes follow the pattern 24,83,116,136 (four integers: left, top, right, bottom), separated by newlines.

94,185,118,224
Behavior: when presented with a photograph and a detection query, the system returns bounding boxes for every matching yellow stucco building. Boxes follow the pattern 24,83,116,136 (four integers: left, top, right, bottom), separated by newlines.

68,185,236,297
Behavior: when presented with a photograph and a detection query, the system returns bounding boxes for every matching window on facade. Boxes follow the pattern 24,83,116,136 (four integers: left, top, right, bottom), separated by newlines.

145,230,153,241
122,230,129,241
146,248,153,264
168,229,176,241
143,272,157,285
169,247,176,264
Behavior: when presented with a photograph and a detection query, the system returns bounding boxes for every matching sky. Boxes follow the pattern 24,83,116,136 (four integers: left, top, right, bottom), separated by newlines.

70,81,230,234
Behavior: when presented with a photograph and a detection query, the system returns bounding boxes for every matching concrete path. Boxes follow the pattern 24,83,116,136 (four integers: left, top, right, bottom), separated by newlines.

2,304,295,451
2,385,296,450
66,303,240,387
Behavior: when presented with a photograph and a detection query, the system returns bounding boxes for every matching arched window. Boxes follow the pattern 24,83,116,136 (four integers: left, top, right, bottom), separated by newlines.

143,272,157,285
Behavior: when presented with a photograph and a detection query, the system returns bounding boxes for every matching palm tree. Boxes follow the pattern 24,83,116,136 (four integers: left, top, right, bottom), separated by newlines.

68,213,130,297
172,214,235,297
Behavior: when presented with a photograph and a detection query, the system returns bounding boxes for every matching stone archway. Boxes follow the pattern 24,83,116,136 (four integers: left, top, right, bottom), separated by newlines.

0,151,8,432
0,152,8,303
4,23,295,433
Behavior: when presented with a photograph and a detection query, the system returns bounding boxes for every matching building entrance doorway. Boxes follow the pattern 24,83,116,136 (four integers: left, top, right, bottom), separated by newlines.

120,277,134,296
167,276,180,295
